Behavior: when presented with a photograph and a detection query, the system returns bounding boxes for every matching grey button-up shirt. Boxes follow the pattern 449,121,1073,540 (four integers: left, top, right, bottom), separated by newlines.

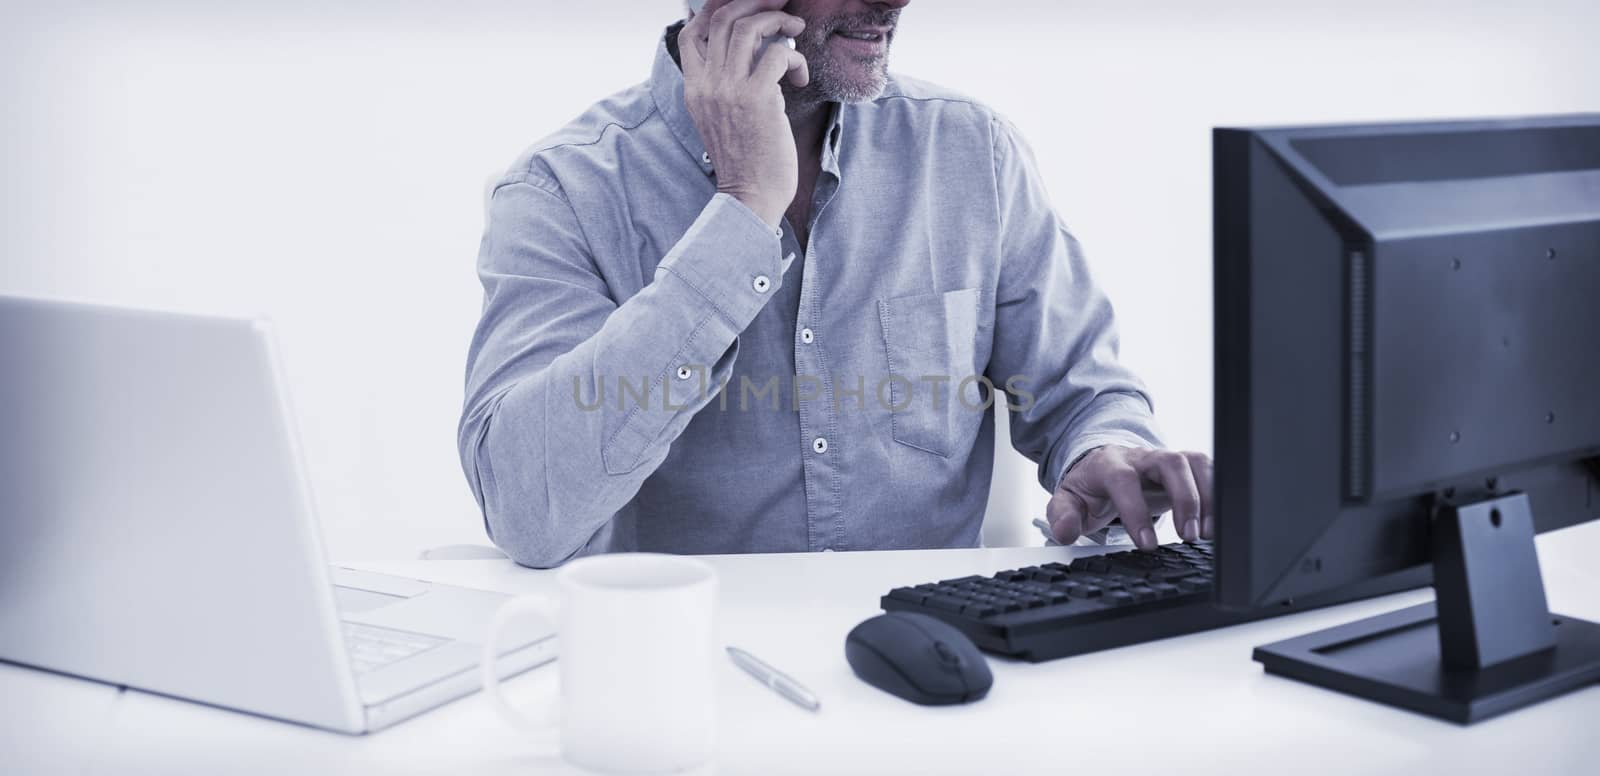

458,26,1162,568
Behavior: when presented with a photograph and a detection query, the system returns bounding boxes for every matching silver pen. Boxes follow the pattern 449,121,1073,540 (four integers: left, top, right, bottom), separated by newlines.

726,646,821,712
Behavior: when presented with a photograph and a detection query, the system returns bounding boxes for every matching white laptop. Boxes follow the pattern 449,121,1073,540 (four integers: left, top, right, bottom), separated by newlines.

0,294,556,734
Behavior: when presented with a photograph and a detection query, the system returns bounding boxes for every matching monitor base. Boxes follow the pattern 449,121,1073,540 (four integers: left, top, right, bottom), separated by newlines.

1254,601,1600,724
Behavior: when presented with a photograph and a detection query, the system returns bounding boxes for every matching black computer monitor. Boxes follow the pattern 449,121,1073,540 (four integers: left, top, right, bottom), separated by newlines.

1212,114,1600,723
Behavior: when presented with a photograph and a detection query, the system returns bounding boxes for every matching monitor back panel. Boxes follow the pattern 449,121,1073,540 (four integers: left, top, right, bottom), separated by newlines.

1214,116,1600,609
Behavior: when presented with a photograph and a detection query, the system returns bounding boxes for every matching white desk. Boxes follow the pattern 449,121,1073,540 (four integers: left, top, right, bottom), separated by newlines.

7,522,1599,775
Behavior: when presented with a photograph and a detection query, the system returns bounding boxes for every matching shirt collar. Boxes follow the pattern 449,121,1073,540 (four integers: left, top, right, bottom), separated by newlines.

653,22,846,180
819,101,845,178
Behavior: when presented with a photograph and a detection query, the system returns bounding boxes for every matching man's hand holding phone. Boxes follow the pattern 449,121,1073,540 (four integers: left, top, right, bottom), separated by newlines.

680,0,809,230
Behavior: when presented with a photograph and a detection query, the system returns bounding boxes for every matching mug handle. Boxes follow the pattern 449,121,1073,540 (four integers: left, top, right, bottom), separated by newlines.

480,594,561,753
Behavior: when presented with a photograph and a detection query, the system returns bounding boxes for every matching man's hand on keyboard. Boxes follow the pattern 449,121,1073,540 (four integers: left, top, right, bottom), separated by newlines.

1046,446,1214,551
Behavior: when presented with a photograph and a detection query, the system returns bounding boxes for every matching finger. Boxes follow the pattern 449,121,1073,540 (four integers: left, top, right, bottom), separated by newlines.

706,0,789,71
681,5,716,64
754,41,809,89
679,24,708,85
727,12,806,78
1104,466,1157,551
1046,487,1088,546
1186,452,1216,540
1139,452,1202,543
682,2,709,42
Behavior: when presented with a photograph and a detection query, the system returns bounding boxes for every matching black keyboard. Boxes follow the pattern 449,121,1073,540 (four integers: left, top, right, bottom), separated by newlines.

880,541,1421,662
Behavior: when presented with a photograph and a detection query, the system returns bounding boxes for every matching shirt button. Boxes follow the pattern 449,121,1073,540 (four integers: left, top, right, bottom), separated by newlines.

676,365,692,381
701,151,711,164
800,328,814,344
752,275,771,294
812,437,828,454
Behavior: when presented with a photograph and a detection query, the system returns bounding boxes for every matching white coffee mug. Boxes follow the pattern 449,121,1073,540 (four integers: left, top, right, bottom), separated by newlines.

480,553,719,774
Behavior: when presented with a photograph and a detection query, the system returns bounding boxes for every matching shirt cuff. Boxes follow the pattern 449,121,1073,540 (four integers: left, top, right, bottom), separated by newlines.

1042,393,1166,493
655,193,786,329
1048,431,1158,496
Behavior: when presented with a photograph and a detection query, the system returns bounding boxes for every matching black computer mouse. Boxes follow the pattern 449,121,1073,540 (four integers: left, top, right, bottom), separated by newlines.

844,612,993,705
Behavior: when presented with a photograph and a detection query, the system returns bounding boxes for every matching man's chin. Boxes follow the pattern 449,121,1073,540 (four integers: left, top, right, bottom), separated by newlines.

826,69,890,103
784,79,886,109
836,81,888,104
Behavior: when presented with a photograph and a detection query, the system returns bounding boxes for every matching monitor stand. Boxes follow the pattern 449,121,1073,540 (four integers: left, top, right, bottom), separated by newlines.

1253,492,1600,724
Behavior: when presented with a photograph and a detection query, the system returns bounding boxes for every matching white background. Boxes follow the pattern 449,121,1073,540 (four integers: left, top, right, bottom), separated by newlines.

3,0,1597,560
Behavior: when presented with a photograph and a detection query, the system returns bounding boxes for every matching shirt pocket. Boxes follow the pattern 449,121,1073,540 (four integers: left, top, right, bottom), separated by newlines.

877,287,984,458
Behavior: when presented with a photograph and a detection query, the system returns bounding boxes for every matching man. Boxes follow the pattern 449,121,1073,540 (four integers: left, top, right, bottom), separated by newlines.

458,0,1213,568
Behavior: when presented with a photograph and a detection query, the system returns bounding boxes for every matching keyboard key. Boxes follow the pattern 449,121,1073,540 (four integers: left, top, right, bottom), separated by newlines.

1104,591,1135,606
887,587,927,605
1119,554,1164,570
962,602,998,618
1147,568,1196,582
1069,586,1103,599
343,623,446,674
1126,586,1157,603
924,595,968,613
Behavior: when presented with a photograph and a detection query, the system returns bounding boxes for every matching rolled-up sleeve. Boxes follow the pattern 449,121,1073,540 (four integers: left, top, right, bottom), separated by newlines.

983,117,1165,494
458,178,783,568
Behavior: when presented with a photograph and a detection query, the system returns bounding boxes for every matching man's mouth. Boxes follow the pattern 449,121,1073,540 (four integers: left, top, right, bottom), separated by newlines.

833,28,890,42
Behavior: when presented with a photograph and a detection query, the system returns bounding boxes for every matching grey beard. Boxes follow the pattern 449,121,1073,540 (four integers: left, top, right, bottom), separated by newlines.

781,12,898,109
783,54,889,108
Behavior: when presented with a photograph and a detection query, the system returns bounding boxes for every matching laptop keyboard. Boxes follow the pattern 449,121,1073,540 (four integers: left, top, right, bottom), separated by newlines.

342,622,448,674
